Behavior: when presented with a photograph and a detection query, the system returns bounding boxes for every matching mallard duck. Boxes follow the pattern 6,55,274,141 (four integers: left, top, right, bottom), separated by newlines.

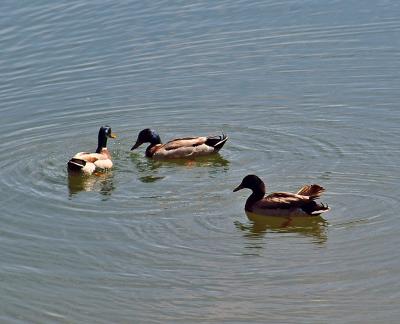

130,128,228,159
233,175,330,217
67,126,117,174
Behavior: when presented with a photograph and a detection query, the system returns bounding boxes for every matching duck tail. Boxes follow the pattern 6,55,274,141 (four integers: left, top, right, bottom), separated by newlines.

67,158,86,172
296,184,325,199
310,203,330,215
206,132,228,151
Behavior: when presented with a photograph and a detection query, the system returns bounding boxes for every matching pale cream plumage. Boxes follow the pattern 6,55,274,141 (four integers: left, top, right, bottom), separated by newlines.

67,126,116,175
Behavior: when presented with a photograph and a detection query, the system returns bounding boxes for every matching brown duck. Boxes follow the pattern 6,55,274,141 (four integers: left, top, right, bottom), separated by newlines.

131,128,228,159
234,175,330,217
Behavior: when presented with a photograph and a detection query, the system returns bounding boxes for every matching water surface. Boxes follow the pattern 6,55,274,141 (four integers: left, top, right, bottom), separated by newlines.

1,1,400,323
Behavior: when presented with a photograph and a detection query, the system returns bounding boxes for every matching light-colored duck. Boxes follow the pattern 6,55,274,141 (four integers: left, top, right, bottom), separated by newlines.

131,128,228,159
67,126,117,174
234,175,330,217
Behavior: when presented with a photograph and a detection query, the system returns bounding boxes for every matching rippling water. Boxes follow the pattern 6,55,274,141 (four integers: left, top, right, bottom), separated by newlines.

1,1,400,323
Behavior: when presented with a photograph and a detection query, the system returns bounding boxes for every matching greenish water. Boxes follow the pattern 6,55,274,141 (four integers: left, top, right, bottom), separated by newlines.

1,1,400,323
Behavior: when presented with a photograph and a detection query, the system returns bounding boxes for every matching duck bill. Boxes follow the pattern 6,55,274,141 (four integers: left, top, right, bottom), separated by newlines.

110,133,117,139
131,141,142,150
233,184,244,192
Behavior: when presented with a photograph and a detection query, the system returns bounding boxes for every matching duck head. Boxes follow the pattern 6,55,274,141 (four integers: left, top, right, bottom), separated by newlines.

96,126,117,153
233,174,266,195
131,128,162,150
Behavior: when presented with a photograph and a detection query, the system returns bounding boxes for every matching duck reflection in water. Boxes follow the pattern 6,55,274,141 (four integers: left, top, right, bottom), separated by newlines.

130,152,229,183
235,211,328,245
67,171,115,198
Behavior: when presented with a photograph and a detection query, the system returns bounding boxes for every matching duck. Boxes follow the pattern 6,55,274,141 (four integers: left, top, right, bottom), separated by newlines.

233,174,330,217
130,128,228,159
67,126,117,175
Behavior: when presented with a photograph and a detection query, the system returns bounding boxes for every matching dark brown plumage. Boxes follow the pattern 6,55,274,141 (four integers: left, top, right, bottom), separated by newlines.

234,175,330,217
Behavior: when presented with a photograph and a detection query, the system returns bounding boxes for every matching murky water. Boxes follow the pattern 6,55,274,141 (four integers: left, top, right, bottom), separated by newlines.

1,1,400,323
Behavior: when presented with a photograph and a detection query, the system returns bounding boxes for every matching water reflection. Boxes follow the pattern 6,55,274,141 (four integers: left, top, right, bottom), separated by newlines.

235,211,328,245
130,153,230,183
67,171,115,198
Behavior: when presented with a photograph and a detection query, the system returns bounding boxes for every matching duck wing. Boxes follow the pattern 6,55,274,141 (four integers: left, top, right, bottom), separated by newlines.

94,159,113,169
246,192,312,216
253,191,329,216
162,137,208,150
259,192,309,209
162,133,228,151
73,152,107,163
152,133,227,158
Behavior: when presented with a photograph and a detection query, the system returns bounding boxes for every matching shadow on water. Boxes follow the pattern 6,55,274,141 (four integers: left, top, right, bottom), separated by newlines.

235,211,328,245
130,153,230,183
67,171,115,199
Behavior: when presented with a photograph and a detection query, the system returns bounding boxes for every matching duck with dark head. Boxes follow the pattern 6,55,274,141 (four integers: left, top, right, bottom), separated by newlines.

131,128,228,159
234,174,330,217
67,126,117,175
